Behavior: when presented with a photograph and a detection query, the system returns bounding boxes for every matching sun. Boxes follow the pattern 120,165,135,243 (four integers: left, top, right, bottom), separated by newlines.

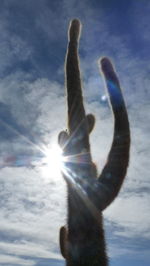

41,143,64,182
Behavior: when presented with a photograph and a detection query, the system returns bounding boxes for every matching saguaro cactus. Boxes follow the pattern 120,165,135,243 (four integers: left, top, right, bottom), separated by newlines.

58,19,130,266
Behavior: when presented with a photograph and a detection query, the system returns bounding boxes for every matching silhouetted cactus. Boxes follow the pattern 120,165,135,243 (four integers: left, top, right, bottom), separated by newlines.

58,19,130,266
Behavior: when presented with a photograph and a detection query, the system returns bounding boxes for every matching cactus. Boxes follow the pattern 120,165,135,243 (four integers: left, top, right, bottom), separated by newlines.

58,19,130,266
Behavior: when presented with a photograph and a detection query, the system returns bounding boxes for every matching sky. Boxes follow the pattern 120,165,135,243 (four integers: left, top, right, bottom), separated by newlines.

0,0,150,265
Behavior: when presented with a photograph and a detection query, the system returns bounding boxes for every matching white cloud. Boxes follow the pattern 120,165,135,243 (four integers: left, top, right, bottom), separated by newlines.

0,167,66,263
0,241,60,260
0,254,35,266
104,194,150,237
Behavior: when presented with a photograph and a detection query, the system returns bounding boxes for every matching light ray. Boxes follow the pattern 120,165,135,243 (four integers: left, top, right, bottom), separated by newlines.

0,118,45,154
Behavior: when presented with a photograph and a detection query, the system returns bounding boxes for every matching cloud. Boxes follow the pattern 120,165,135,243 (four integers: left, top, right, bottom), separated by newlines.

0,241,57,260
0,254,35,266
0,166,66,263
105,194,150,237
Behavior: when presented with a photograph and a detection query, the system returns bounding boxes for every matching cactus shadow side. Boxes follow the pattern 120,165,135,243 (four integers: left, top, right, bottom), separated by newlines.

58,19,130,266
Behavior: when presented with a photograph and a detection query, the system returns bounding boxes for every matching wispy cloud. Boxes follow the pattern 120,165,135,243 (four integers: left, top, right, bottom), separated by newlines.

0,254,35,266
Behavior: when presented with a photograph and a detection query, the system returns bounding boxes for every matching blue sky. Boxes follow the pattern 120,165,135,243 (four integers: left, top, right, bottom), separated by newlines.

0,0,150,265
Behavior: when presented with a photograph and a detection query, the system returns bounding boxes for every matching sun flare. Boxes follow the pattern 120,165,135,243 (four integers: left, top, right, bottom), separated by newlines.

41,143,64,181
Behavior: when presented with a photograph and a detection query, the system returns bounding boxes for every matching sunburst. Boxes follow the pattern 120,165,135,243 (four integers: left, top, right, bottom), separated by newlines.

40,143,64,181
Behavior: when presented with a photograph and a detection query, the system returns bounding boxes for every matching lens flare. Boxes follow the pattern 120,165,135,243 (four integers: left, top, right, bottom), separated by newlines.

41,143,64,181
